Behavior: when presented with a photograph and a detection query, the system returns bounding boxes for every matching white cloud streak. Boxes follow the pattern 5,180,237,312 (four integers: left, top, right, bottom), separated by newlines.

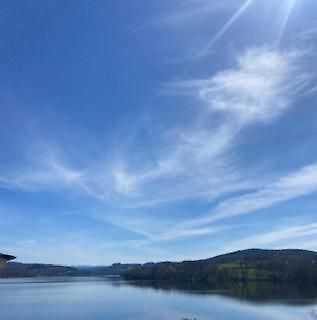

176,47,309,123
224,222,317,253
276,0,297,46
170,162,317,237
198,0,255,56
0,155,83,192
154,0,236,27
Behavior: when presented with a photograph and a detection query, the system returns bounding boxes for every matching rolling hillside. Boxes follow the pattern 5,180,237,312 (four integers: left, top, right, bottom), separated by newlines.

123,249,317,285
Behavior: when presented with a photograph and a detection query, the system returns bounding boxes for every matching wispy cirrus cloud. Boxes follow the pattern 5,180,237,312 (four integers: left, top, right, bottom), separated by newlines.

112,47,309,204
224,222,317,252
277,0,298,45
113,161,317,242
169,162,317,237
0,47,309,203
174,47,309,123
198,0,255,56
0,152,83,192
0,46,313,243
0,11,315,249
154,0,235,26
92,46,315,240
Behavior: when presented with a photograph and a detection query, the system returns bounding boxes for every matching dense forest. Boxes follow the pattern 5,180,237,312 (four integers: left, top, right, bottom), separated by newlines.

123,249,317,285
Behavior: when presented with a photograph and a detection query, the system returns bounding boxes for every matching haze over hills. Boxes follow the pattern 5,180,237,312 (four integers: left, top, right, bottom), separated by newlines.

0,262,141,278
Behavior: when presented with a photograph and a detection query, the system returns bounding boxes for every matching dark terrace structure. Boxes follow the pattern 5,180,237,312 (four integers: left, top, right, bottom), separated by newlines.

0,253,16,270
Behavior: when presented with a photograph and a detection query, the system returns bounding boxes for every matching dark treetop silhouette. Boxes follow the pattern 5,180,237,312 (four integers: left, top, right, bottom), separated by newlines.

0,253,16,270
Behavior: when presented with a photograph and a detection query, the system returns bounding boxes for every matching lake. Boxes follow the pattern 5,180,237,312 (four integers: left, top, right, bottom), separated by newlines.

0,277,317,320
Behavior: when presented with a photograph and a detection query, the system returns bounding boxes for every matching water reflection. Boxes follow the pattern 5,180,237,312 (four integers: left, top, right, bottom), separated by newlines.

0,277,316,320
124,280,317,305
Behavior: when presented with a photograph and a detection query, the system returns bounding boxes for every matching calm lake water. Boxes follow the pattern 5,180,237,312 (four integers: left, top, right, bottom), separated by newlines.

0,277,317,320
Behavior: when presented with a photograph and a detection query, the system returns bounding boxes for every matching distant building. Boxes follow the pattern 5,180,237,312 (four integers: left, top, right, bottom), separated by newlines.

0,253,16,270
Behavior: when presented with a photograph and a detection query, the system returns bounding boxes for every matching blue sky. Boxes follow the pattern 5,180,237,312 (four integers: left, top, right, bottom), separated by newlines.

1,0,317,265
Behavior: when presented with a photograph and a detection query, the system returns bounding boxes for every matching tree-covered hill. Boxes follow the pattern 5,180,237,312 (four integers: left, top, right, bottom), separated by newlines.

0,262,77,277
123,249,317,285
0,262,142,278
